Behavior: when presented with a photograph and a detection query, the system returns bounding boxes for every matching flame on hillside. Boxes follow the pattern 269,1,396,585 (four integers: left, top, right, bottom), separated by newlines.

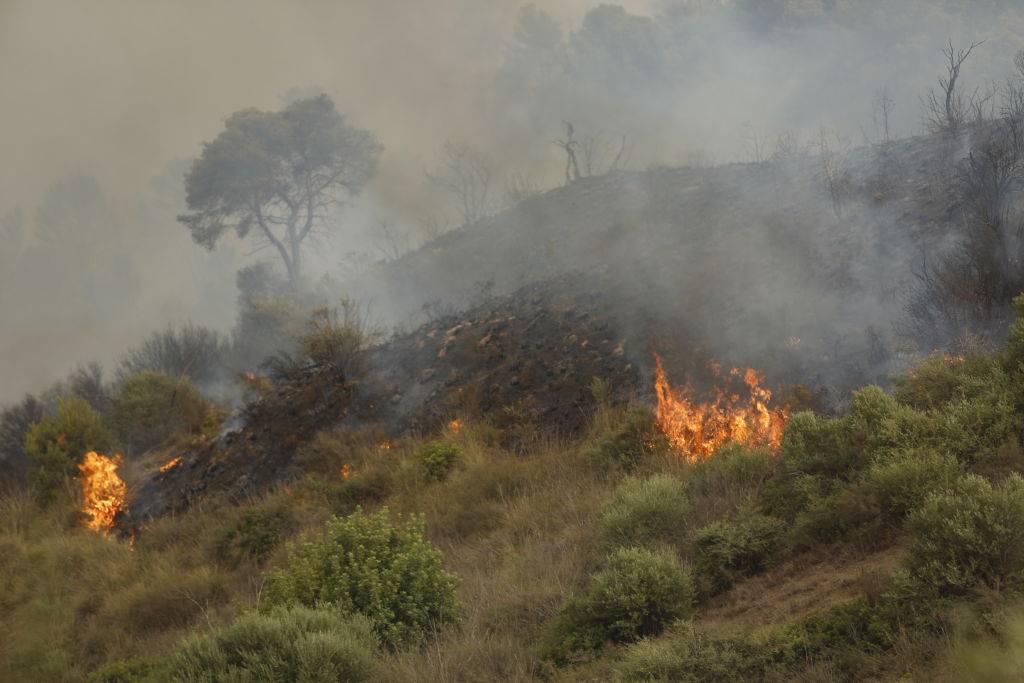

78,451,127,533
448,419,463,433
653,354,789,461
159,456,182,473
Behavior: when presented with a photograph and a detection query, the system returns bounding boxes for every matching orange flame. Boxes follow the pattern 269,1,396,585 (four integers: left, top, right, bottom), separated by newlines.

340,464,353,479
653,354,789,461
159,456,182,473
377,440,392,452
448,419,463,433
78,451,127,533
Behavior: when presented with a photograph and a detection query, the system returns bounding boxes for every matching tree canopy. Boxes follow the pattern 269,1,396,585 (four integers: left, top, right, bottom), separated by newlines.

178,95,382,288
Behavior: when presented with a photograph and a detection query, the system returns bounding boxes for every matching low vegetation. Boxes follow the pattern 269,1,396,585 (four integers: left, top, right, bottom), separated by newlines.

10,299,1024,679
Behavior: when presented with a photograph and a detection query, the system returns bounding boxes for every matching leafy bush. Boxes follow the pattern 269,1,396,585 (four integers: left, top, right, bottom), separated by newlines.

908,474,1024,595
298,300,377,377
861,448,963,519
778,410,857,479
108,371,207,454
263,508,458,648
543,547,695,662
24,396,115,503
598,474,691,550
893,351,1005,410
167,606,378,682
692,514,786,596
689,443,775,498
940,392,1019,462
0,395,45,487
617,622,792,682
417,442,461,481
215,504,298,566
586,408,665,471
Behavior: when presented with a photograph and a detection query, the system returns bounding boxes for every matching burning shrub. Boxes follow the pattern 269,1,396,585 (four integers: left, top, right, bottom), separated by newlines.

417,441,461,482
597,474,691,550
542,547,696,663
691,513,786,596
167,606,378,682
860,449,964,520
262,508,458,648
907,474,1024,595
586,408,665,471
24,396,115,504
108,371,208,455
215,503,298,566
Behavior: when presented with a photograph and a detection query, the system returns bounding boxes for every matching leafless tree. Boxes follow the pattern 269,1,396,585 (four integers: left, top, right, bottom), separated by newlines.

741,124,769,165
579,131,630,176
873,86,895,144
426,142,494,226
815,128,852,218
771,130,802,162
553,121,582,184
373,220,411,261
417,212,451,241
922,39,984,135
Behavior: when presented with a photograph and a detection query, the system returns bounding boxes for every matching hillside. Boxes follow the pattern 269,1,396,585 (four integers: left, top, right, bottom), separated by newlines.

8,130,1024,682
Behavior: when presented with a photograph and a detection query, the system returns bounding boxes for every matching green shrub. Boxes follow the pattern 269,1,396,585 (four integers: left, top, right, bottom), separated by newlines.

689,443,775,499
787,487,878,549
778,410,857,479
908,474,1024,595
263,508,458,648
167,606,378,682
215,503,298,566
24,396,115,504
617,622,792,681
109,371,207,454
586,408,665,471
598,474,691,550
692,514,786,596
543,547,695,662
940,392,1019,462
417,441,461,481
860,448,963,519
86,657,163,683
893,351,1005,411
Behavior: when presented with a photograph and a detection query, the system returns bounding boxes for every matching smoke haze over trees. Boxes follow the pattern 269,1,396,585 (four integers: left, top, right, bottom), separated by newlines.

4,0,1024,401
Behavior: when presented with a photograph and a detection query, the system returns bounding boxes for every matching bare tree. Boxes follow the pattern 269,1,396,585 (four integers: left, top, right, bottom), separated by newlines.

815,128,852,218
553,121,582,184
373,220,411,261
741,123,769,165
873,86,895,144
426,142,494,226
922,39,984,135
579,131,630,176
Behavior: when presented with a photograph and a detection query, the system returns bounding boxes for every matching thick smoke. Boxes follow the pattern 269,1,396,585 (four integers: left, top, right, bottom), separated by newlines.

2,0,1024,403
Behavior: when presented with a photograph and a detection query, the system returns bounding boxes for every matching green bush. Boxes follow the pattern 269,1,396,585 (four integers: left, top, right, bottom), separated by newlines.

908,474,1024,595
109,371,207,454
543,547,695,662
940,392,1019,462
167,606,378,682
417,441,461,481
86,657,163,683
860,448,963,519
24,395,115,504
617,622,792,682
586,408,665,471
215,503,298,566
778,410,857,479
263,508,458,648
689,443,775,498
598,474,691,550
893,351,1005,411
692,514,786,596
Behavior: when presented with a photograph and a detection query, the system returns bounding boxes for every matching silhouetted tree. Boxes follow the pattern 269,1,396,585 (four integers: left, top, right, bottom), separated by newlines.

179,95,382,288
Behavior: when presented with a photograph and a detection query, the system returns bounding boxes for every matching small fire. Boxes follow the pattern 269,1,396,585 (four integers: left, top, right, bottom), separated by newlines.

653,354,789,461
448,419,463,433
244,371,258,382
377,440,392,452
340,464,353,479
78,451,127,533
159,456,182,473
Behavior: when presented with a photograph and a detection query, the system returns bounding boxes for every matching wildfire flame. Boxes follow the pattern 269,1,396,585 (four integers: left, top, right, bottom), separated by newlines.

448,419,463,433
653,354,789,461
340,464,353,479
159,456,182,473
78,451,127,533
377,440,392,452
